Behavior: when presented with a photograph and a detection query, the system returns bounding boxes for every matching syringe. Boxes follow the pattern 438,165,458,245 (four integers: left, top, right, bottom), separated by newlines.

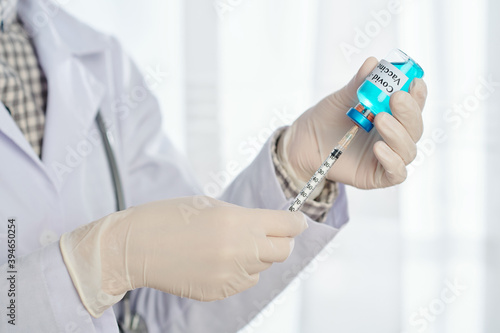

288,124,359,212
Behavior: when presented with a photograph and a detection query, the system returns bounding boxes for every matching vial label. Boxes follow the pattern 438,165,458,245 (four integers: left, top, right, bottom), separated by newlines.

367,59,408,96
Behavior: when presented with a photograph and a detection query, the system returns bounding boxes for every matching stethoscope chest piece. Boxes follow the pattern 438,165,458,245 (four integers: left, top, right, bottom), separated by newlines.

118,315,148,333
116,284,148,333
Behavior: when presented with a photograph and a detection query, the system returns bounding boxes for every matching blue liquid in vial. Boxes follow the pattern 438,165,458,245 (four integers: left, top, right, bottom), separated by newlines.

357,60,424,116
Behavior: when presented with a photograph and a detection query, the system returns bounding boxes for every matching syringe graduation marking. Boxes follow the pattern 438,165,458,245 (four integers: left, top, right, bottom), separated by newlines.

330,149,342,159
288,125,358,213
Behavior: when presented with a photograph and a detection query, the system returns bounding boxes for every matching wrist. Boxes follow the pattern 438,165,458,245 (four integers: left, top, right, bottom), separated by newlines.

99,211,133,296
60,211,130,318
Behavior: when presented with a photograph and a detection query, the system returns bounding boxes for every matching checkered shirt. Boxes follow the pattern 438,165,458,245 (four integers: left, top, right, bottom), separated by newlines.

0,0,47,157
271,127,338,222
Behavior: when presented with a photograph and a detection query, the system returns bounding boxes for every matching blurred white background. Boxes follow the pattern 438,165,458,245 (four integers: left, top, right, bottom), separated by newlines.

62,0,498,332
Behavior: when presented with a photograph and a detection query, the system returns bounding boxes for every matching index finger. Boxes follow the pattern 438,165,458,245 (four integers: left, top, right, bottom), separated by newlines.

253,209,308,237
409,78,428,111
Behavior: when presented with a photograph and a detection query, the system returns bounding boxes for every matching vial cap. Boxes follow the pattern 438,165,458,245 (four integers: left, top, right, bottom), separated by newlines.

346,107,374,132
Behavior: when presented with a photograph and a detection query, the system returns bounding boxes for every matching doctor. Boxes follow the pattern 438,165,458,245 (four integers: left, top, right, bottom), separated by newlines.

0,0,427,332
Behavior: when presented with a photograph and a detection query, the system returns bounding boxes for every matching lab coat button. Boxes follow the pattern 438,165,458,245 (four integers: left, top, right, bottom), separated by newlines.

39,230,59,246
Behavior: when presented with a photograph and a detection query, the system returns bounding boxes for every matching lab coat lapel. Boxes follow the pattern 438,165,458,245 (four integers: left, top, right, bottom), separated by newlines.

40,58,106,188
16,0,109,189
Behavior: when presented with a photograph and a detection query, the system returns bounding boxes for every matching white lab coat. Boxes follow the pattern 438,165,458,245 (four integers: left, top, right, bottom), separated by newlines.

0,1,348,332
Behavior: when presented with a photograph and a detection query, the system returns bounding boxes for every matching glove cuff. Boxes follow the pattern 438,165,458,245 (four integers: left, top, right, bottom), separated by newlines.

59,211,130,318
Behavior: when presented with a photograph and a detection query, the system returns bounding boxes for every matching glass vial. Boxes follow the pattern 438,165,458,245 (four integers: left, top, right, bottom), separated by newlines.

346,49,424,132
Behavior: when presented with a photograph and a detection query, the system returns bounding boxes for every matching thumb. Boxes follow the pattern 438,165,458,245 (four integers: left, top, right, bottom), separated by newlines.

328,57,379,110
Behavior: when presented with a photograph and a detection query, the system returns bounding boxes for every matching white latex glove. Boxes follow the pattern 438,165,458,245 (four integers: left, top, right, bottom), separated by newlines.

60,196,307,317
279,57,428,189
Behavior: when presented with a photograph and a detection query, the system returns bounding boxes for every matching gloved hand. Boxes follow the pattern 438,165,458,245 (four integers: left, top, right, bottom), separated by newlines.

60,196,307,317
279,57,428,189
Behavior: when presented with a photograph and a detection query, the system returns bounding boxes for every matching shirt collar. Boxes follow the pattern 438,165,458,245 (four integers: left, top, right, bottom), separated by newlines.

0,0,17,32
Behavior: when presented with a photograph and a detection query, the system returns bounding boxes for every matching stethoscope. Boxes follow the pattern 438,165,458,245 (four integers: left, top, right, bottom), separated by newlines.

96,112,148,333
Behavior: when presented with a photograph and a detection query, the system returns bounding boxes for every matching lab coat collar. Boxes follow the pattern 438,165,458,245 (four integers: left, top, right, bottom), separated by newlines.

0,0,109,189
17,0,110,56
